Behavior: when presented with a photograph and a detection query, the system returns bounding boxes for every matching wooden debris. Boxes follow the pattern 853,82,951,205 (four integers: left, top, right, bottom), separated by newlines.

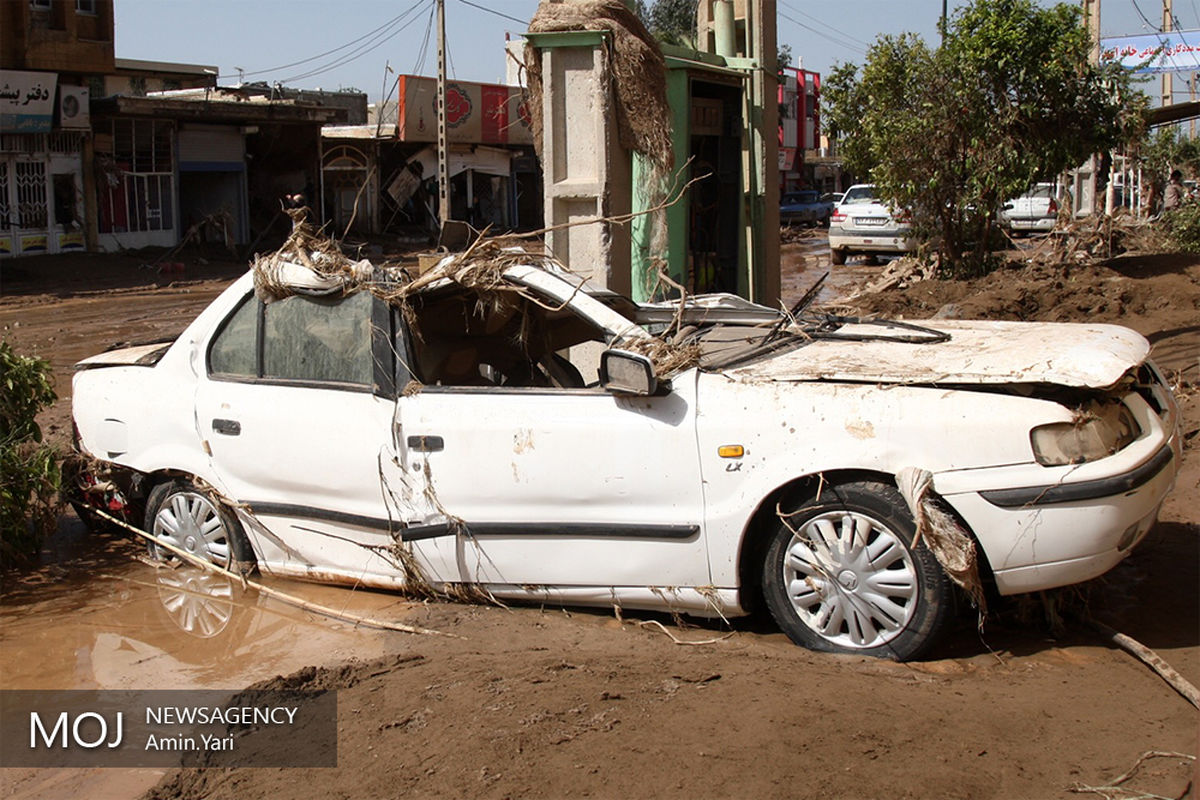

91,507,458,639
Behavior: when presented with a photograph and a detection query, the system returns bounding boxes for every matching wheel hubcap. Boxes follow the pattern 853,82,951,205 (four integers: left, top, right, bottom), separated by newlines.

156,567,234,638
151,490,232,569
783,510,918,650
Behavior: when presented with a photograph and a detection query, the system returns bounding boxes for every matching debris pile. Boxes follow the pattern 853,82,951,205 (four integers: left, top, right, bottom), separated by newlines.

253,209,374,302
249,213,701,379
1023,212,1170,267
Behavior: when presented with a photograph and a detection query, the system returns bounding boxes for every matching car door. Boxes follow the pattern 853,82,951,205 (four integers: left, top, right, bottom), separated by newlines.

193,288,410,586
393,280,710,590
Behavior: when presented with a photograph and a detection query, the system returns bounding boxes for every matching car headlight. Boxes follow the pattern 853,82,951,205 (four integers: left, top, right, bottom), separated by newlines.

1030,401,1139,466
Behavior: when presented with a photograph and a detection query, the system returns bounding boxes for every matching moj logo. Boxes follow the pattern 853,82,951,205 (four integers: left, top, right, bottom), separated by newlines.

30,711,123,749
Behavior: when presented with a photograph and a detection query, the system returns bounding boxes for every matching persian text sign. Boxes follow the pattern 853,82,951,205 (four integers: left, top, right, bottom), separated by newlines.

1100,30,1200,74
0,71,57,133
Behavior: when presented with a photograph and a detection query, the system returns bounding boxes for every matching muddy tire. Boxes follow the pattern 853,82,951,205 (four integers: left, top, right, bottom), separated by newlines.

144,480,255,573
830,247,847,265
761,481,952,661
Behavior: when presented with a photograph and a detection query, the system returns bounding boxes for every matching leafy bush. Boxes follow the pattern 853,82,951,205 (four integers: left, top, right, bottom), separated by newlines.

1,341,60,566
1161,203,1200,254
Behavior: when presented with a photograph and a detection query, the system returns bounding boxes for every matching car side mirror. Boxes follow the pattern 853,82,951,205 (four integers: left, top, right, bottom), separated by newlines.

599,349,658,396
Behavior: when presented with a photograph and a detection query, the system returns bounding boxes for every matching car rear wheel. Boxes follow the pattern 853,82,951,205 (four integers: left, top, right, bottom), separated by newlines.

145,480,254,572
830,247,846,265
762,481,952,661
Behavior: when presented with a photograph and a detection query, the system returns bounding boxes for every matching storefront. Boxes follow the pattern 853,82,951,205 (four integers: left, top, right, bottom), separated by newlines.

0,70,88,258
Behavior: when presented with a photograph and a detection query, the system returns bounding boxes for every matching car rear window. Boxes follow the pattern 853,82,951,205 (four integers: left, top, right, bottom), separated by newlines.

841,187,877,204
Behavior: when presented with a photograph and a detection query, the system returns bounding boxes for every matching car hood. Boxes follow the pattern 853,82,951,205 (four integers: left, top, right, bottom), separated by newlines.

75,340,175,369
723,320,1149,389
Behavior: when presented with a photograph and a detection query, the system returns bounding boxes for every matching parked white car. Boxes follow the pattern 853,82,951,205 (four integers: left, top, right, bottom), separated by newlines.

828,183,916,265
1001,182,1062,234
72,253,1180,660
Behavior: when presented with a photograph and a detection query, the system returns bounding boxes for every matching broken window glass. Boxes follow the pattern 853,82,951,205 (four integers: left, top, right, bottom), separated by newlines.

406,283,606,389
263,291,374,386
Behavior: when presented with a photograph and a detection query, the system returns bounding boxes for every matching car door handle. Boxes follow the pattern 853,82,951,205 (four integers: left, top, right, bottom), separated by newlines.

407,435,444,452
212,418,241,436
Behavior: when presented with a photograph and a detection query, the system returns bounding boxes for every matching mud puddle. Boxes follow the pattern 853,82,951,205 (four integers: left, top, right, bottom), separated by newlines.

1,559,414,691
779,233,879,308
0,517,418,800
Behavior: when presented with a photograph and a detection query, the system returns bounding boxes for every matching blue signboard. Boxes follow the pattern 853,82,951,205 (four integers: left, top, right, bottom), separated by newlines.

1100,30,1200,74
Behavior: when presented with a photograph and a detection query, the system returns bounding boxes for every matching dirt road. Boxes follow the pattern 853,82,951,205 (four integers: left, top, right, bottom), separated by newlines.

0,242,1196,800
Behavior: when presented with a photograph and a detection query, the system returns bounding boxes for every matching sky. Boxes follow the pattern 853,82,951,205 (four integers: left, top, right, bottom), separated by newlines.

113,1,1199,104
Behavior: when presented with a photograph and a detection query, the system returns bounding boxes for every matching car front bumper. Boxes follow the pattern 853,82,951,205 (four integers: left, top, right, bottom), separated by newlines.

933,393,1181,595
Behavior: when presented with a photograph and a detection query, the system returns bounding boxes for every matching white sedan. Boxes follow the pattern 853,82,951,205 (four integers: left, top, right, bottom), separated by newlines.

828,183,916,265
72,254,1180,660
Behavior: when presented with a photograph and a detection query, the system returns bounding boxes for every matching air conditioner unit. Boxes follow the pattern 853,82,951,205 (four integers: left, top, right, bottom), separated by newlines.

58,86,90,130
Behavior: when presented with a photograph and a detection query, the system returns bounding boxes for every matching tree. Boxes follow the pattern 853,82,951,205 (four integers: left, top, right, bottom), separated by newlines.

635,0,698,47
822,0,1145,271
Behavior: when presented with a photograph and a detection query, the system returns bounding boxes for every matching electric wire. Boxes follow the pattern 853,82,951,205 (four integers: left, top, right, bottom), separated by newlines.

777,9,867,56
220,0,429,81
412,2,437,76
778,1,871,48
1129,1,1200,82
278,1,434,85
457,0,528,27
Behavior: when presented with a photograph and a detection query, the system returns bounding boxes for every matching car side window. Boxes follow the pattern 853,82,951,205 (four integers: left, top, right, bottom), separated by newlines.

263,291,374,385
208,290,378,389
209,295,257,377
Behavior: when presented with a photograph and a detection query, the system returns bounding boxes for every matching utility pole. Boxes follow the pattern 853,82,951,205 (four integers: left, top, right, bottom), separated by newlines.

1162,0,1174,109
940,0,947,41
436,0,450,226
1083,0,1100,64
1081,0,1101,215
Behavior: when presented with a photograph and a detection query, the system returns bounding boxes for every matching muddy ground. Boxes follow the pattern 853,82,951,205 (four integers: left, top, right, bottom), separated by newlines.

0,239,1197,800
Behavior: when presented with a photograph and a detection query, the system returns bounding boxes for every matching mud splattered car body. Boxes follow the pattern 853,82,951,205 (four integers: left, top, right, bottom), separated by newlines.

72,257,1181,660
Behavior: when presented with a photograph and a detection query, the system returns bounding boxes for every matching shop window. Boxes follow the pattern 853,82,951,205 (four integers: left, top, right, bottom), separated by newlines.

0,163,10,231
15,162,48,230
97,119,175,235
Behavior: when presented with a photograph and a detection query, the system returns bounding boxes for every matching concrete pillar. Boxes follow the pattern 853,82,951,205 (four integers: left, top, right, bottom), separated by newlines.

528,31,632,295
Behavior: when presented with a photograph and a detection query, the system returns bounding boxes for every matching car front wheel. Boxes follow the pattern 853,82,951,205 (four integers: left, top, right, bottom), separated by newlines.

145,480,254,572
762,481,952,661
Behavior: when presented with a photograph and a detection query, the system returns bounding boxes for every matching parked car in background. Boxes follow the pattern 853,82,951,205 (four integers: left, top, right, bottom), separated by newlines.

828,184,915,264
1000,183,1062,235
780,190,833,227
72,252,1180,661
821,191,844,208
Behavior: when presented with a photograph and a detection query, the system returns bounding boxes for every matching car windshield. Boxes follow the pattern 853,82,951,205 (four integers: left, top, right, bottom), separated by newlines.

784,192,817,203
841,186,877,204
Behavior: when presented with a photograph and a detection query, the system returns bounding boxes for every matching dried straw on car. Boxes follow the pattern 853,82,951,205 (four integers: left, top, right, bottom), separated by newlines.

896,467,987,613
252,208,373,303
252,215,701,378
